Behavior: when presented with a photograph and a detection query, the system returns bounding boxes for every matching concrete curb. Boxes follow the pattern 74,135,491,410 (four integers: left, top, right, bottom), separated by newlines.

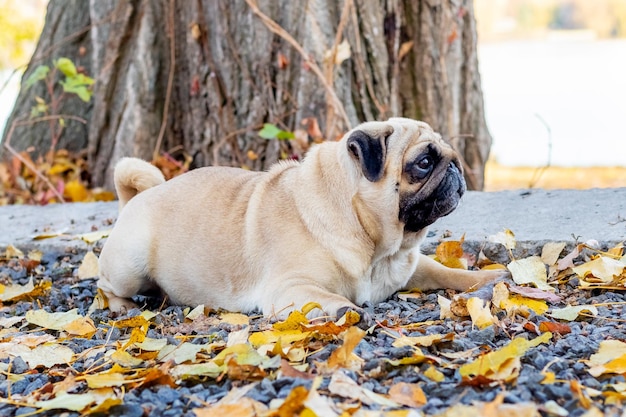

1,189,625,260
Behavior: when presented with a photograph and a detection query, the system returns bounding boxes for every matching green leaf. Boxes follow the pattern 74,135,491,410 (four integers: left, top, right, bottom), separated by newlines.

54,57,77,77
60,74,94,102
258,123,294,140
24,65,49,88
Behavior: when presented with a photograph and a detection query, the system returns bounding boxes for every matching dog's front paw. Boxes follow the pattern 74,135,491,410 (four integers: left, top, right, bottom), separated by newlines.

336,305,374,330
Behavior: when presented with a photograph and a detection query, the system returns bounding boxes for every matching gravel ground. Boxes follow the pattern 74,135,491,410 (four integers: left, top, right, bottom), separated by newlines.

1,245,626,417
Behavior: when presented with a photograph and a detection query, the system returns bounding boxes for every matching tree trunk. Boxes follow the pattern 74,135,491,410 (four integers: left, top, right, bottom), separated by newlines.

2,0,492,191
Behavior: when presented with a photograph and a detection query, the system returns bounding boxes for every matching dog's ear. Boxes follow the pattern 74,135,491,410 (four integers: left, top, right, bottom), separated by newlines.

347,129,390,182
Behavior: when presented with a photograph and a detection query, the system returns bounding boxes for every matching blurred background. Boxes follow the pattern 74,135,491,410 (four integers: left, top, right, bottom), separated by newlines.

1,0,625,191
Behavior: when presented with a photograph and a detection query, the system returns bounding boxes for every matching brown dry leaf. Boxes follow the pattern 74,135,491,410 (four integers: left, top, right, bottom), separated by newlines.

541,242,567,266
77,251,99,280
327,326,365,369
538,321,571,335
388,382,427,407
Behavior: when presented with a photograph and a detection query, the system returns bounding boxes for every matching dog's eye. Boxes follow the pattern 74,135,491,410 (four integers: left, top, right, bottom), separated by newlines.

410,155,434,180
417,156,433,170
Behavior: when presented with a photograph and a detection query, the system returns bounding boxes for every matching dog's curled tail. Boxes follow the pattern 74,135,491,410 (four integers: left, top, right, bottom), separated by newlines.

114,157,165,210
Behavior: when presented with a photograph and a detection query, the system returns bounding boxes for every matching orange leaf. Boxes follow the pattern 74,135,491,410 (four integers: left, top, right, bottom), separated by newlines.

275,386,308,417
538,321,571,335
388,382,427,407
327,326,365,369
436,238,466,269
64,179,88,202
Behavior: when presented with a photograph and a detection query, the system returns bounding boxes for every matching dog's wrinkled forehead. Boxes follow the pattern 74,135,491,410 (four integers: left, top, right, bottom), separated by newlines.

385,117,447,148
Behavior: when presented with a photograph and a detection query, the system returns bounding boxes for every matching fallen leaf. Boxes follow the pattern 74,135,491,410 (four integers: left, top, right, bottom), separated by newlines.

157,342,204,364
77,229,111,244
508,285,562,303
26,308,96,335
221,312,250,326
501,295,549,316
109,349,144,368
573,256,626,283
587,340,626,377
19,343,75,368
436,239,467,269
538,321,571,335
488,229,516,250
4,245,24,259
35,392,96,412
327,326,365,369
424,365,445,382
328,370,398,407
275,385,309,417
507,256,553,291
388,382,427,407
77,251,99,279
84,372,127,389
193,398,268,417
438,295,455,319
0,278,34,301
0,316,24,328
171,362,223,380
467,297,496,329
460,333,552,382
549,304,598,321
392,333,447,348
541,242,567,266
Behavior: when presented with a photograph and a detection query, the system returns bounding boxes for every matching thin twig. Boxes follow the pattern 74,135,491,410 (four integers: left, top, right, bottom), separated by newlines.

153,0,176,161
245,0,351,132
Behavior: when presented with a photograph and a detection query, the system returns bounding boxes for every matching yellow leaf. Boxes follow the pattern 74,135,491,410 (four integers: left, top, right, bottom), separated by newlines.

501,295,549,316
64,179,89,202
327,326,365,369
85,372,127,389
549,304,598,321
28,250,43,262
274,310,308,331
185,304,206,320
587,340,626,377
134,337,168,351
26,308,93,334
78,251,99,280
388,382,427,408
573,256,626,283
424,365,445,382
4,245,24,259
109,349,143,368
63,316,97,336
172,362,223,380
541,371,556,384
392,334,446,348
248,329,310,347
0,278,34,301
77,229,111,244
193,398,268,417
467,297,496,329
507,256,554,291
36,392,96,412
220,312,250,326
460,333,552,380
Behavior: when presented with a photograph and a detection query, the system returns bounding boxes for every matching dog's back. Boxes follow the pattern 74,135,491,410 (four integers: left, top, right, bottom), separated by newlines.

114,158,165,210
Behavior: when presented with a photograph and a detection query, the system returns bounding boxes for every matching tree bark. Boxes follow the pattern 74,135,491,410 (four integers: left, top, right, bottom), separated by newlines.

2,0,492,191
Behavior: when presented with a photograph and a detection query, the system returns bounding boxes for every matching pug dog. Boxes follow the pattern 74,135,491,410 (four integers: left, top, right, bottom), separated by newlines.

97,118,501,318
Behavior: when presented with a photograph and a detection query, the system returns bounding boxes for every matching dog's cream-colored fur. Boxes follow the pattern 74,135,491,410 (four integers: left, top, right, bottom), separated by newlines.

98,118,500,317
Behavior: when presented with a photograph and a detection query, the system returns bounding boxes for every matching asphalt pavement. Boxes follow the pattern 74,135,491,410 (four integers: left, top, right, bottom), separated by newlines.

1,188,625,261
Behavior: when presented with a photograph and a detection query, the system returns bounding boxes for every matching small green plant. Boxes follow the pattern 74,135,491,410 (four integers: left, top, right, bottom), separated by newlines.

258,123,295,140
24,57,94,159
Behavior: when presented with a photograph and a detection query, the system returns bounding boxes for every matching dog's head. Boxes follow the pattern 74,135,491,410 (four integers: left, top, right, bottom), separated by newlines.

344,118,466,234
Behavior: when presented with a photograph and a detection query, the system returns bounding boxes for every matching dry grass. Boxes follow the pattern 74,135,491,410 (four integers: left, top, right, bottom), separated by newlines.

484,159,626,191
